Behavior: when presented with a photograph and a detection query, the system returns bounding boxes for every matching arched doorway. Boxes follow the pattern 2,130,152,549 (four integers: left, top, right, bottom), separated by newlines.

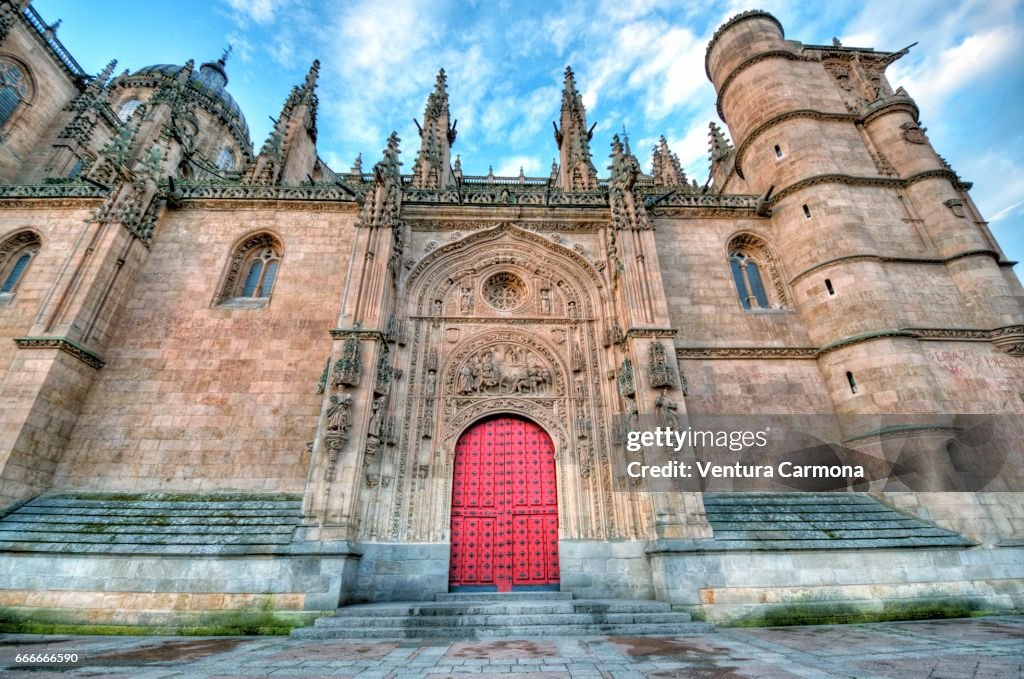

449,415,559,592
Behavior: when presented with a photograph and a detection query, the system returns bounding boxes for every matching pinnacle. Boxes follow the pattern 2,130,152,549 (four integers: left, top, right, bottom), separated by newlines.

305,60,320,89
435,68,448,92
562,65,578,95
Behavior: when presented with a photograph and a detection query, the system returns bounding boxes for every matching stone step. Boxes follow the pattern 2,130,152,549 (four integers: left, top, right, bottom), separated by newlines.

435,592,572,602
0,522,296,535
332,601,672,617
314,612,692,628
703,493,880,507
292,621,713,639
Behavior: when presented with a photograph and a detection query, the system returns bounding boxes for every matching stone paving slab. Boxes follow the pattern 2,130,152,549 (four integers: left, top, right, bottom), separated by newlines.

0,616,1021,677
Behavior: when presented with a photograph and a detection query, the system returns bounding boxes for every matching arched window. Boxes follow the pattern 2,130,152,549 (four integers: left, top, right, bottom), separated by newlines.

0,231,41,297
215,147,234,171
0,61,30,128
116,99,142,122
726,233,791,311
216,233,283,306
729,252,769,309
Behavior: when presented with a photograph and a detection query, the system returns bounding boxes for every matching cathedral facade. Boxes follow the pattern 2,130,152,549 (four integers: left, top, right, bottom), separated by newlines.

0,2,1021,631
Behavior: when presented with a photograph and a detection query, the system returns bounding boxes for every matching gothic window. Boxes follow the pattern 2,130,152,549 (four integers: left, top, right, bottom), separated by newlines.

0,61,30,128
729,252,769,309
216,233,283,306
0,231,41,297
116,99,142,122
726,233,791,311
215,147,234,171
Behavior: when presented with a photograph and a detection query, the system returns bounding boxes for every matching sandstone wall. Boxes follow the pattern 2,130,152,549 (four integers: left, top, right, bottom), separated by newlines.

53,205,356,492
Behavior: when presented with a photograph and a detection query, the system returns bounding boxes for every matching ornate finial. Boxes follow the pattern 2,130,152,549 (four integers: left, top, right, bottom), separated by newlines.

832,37,842,47
518,166,525,182
435,68,447,91
486,165,494,182
351,153,363,174
219,45,233,66
179,59,195,83
453,154,461,172
708,121,733,161
44,19,61,40
305,60,320,89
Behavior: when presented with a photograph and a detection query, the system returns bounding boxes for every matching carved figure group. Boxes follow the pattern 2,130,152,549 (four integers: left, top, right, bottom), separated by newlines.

455,348,551,396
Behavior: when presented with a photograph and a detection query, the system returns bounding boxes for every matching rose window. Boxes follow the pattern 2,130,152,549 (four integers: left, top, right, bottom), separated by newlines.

483,273,525,311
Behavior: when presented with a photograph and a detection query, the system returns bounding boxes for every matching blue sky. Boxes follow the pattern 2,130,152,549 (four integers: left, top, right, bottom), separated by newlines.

34,0,1024,269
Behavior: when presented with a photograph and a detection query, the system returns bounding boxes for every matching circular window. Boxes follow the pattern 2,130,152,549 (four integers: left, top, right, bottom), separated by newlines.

483,272,526,311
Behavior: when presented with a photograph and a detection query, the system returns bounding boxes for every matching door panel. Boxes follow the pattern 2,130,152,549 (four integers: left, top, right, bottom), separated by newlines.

450,416,559,592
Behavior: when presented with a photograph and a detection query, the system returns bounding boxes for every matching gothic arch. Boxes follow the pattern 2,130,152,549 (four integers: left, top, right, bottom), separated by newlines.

0,228,41,295
214,230,284,305
725,230,792,308
404,223,604,319
0,54,37,131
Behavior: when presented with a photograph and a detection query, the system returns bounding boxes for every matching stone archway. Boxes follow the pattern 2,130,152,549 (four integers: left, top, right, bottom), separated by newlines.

449,415,559,592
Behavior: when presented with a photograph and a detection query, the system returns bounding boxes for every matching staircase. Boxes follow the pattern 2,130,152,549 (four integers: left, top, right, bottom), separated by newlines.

291,592,712,639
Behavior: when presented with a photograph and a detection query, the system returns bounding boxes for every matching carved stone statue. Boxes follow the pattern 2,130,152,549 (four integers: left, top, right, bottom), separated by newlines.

457,363,475,394
367,396,385,439
654,393,678,428
326,393,353,432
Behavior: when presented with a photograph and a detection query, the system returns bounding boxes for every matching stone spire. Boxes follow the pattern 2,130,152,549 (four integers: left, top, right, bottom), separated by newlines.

411,69,457,189
54,59,118,151
245,60,320,185
607,133,650,235
651,135,687,187
552,66,598,191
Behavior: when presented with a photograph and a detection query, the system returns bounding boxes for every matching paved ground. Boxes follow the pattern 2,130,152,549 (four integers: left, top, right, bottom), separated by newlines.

0,616,1021,678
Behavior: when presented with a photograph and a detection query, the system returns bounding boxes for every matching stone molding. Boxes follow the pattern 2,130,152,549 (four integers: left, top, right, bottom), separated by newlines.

676,347,818,360
13,336,105,369
705,10,786,79
675,325,1024,360
769,168,973,206
789,249,1000,285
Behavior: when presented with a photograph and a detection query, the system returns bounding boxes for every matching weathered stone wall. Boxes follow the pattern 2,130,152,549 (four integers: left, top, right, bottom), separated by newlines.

52,204,356,493
650,545,1024,623
0,552,353,632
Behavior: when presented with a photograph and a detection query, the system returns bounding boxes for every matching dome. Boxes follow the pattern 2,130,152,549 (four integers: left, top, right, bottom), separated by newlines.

129,59,251,147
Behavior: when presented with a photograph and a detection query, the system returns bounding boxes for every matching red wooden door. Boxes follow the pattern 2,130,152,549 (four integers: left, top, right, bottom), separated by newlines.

449,416,559,592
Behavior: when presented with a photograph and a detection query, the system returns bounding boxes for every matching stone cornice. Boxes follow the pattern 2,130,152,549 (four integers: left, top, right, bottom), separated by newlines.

625,327,677,339
13,336,105,369
789,249,1000,285
818,329,918,355
676,346,819,360
769,168,972,206
675,325,1024,360
407,219,606,233
329,328,386,340
705,10,786,79
842,424,964,447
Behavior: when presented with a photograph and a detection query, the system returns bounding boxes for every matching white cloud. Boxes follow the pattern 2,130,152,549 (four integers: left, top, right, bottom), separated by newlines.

225,0,283,25
892,27,1019,117
494,156,543,177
